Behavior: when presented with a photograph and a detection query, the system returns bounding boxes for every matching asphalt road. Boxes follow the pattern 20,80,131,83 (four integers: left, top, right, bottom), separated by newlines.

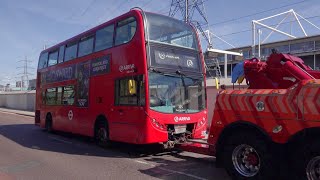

0,111,230,180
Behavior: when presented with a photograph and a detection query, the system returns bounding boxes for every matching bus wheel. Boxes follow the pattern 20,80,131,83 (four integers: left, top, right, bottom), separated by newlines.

292,141,320,180
95,120,110,147
222,132,277,179
45,114,53,133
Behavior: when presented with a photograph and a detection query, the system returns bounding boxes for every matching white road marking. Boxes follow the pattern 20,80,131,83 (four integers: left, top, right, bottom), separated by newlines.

49,136,72,144
135,160,153,166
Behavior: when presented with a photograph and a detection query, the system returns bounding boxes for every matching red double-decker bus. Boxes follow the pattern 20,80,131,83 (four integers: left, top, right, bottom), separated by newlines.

35,9,207,147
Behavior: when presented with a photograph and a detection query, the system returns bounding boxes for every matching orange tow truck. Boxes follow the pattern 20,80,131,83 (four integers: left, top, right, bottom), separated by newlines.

181,52,320,180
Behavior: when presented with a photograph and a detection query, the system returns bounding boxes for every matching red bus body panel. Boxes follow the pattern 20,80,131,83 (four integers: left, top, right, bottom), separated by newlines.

36,10,207,144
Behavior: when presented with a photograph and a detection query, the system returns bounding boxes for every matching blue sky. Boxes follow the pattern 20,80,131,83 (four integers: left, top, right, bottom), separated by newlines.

0,0,320,85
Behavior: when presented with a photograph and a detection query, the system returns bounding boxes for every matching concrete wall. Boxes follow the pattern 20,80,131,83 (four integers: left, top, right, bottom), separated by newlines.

207,86,218,126
0,91,35,111
0,89,217,121
0,82,246,125
206,79,248,127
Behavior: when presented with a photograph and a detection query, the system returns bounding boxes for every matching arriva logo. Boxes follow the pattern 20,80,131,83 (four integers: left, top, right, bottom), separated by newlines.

174,116,191,122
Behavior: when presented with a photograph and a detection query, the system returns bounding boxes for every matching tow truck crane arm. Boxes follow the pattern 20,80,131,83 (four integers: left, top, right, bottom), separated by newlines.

232,52,320,89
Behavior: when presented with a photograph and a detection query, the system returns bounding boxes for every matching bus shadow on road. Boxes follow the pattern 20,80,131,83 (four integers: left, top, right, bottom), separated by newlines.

0,124,167,156
0,123,157,158
0,123,229,179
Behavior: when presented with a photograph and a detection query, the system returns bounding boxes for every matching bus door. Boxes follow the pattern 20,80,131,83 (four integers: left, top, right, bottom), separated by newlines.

111,77,145,142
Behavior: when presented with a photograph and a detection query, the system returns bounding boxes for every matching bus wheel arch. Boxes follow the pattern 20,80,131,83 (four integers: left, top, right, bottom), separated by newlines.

45,112,53,133
94,114,110,147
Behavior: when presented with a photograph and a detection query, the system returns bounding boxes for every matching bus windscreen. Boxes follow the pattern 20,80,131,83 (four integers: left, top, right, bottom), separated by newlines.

145,12,198,50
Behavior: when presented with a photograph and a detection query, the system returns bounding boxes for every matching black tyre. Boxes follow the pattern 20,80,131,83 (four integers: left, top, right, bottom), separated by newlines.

94,120,110,147
291,141,320,180
45,114,53,133
221,132,279,180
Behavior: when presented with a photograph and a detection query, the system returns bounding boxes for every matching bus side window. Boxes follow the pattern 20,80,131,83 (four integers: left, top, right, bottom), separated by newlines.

115,17,137,46
48,50,58,66
58,45,65,63
115,75,144,106
64,42,78,62
63,86,75,105
95,25,114,52
46,88,57,105
57,87,63,105
38,52,48,69
78,36,94,57
116,78,136,105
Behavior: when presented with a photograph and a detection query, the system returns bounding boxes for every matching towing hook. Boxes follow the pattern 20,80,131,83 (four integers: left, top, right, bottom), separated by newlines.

162,141,175,149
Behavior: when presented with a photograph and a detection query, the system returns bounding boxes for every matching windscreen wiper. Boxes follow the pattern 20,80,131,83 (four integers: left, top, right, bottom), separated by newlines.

175,70,185,76
150,68,177,77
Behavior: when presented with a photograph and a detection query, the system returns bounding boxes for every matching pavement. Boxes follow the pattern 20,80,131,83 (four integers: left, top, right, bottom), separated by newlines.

0,110,230,180
0,108,34,117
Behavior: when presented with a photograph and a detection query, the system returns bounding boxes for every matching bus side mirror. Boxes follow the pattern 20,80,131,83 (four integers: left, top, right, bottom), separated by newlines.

128,79,137,95
215,77,220,90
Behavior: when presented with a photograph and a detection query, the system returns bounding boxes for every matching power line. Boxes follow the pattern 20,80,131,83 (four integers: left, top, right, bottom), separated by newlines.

80,0,97,17
140,0,153,9
208,0,311,27
164,0,209,17
79,0,129,34
16,56,34,91
95,0,129,26
64,1,97,21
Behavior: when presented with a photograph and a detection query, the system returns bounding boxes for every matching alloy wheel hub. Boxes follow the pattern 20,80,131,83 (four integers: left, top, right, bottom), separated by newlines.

232,144,261,177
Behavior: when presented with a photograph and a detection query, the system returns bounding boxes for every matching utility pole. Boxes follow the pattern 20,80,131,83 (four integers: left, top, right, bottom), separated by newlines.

185,0,188,22
169,0,222,79
16,56,34,91
169,0,212,48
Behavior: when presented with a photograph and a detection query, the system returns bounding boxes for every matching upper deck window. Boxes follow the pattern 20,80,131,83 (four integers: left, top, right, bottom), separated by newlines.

64,42,78,62
95,25,114,52
58,45,65,63
115,17,137,46
145,13,198,50
38,52,48,69
48,50,58,66
78,36,94,57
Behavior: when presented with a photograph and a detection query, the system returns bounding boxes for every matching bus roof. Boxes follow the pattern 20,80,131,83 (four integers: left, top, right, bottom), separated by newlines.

40,9,140,55
39,9,194,55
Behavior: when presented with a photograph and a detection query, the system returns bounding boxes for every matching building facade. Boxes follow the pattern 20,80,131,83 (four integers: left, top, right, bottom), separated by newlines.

206,35,320,79
15,79,36,90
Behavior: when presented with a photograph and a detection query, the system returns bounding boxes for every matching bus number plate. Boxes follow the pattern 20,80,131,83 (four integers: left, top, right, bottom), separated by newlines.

174,124,186,134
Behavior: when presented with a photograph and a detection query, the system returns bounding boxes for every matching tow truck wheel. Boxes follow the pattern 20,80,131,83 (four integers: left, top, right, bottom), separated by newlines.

222,132,276,179
292,141,320,180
